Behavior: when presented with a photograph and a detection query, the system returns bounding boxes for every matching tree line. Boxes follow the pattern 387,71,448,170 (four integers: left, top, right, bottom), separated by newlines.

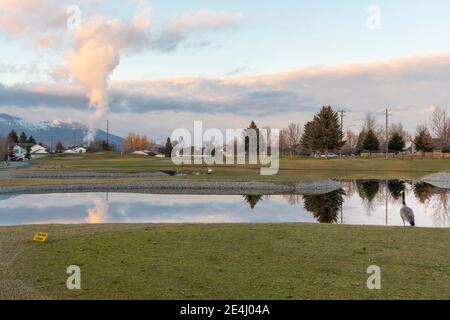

0,130,37,161
159,106,448,159
276,106,449,158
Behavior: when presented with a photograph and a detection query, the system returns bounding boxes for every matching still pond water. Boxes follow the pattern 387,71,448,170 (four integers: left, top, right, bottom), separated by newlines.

0,180,449,228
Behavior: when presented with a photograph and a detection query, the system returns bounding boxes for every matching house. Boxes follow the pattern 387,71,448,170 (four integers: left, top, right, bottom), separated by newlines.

12,143,49,160
30,144,49,159
132,150,150,156
64,147,87,154
12,144,29,160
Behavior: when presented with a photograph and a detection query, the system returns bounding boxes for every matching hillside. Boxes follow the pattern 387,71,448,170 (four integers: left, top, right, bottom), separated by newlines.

0,113,123,149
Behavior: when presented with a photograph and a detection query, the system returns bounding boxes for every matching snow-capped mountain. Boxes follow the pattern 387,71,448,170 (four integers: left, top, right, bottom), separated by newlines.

0,113,123,149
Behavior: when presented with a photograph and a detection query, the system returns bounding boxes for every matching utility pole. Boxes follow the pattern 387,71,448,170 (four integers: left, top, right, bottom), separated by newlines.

50,136,53,154
73,131,76,147
385,180,388,225
385,108,390,159
339,109,346,157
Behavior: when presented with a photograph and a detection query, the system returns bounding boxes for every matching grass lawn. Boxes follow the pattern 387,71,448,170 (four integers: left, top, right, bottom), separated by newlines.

1,223,449,300
1,153,449,188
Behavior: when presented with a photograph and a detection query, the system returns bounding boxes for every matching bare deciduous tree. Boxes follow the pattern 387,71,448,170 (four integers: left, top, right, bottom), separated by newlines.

279,123,302,155
279,128,290,155
285,123,302,155
363,113,378,132
0,135,6,163
123,133,155,152
390,123,412,146
342,129,357,155
430,106,450,150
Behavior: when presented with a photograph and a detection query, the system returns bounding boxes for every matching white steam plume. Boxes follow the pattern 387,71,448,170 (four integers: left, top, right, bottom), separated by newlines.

67,3,151,145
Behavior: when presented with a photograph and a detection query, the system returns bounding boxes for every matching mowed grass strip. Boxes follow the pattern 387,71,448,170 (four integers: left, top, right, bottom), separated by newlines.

3,154,450,186
7,224,450,300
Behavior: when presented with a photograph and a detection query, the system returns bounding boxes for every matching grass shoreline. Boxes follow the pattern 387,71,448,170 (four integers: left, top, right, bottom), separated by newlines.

1,154,450,189
1,223,449,300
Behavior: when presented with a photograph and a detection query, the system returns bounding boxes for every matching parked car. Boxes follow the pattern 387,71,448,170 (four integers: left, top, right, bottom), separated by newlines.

321,152,338,158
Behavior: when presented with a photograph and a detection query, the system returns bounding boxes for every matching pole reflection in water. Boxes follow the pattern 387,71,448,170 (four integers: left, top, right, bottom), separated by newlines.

0,180,448,227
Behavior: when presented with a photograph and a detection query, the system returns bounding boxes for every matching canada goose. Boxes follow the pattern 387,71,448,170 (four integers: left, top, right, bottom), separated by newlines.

400,191,415,227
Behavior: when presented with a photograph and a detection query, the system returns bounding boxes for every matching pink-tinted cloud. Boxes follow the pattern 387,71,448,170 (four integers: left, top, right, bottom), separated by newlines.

1,52,450,137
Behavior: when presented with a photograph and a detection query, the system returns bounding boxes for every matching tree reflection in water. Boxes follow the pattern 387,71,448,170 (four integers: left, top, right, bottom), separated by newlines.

413,182,449,226
387,180,406,200
355,180,380,214
238,180,449,227
357,180,380,202
414,182,435,203
303,189,346,223
243,195,264,209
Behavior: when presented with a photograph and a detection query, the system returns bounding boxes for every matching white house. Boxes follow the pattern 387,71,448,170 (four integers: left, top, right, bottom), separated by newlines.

132,150,150,155
64,147,87,154
12,143,49,160
12,145,28,160
30,145,49,159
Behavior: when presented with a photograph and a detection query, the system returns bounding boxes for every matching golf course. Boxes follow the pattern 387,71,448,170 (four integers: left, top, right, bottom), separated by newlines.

0,154,449,299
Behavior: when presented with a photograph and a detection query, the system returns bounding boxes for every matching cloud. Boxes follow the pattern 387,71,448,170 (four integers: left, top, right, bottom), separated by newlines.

153,10,241,52
0,0,68,42
226,67,249,76
1,52,450,135
0,83,87,108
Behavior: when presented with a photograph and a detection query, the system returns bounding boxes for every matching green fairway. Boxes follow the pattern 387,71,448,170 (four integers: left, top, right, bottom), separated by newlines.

3,153,449,187
1,223,449,300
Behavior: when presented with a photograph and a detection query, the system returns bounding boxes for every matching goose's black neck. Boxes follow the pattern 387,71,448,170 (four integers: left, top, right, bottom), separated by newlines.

402,191,406,205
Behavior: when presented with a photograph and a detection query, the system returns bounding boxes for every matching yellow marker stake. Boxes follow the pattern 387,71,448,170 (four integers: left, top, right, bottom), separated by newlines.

33,232,48,242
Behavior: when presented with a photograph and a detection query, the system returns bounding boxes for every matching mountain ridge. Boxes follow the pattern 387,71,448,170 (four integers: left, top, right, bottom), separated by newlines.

0,113,124,149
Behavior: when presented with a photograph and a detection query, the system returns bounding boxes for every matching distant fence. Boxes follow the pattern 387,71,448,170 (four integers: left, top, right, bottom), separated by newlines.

360,152,450,159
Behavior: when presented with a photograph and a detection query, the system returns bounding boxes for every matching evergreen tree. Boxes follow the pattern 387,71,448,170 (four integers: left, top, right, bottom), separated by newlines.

6,130,18,144
18,131,28,144
164,138,173,158
301,121,316,153
388,132,406,154
414,127,433,155
244,121,259,155
55,142,65,154
356,131,367,155
26,135,37,144
301,106,344,159
363,129,379,155
6,130,18,159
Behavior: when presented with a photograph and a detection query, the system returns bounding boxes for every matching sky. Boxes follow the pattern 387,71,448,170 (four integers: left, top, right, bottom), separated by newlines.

1,0,450,141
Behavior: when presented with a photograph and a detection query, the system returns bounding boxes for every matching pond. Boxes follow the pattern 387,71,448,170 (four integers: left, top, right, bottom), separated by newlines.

0,180,448,227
